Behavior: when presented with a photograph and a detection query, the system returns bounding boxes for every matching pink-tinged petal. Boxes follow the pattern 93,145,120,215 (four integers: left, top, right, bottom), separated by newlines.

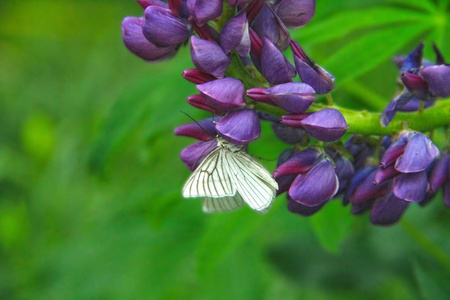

374,164,400,185
370,192,409,226
401,72,432,100
187,0,223,26
393,171,428,202
294,56,335,94
395,133,439,173
275,0,315,28
252,4,291,51
429,154,449,193
190,36,231,78
421,65,450,98
288,159,339,206
181,140,217,171
280,113,308,128
380,131,412,167
182,69,216,84
265,82,316,113
186,94,221,114
143,6,190,47
261,37,293,85
220,12,251,56
287,195,325,216
246,87,276,105
137,0,168,9
273,147,321,178
300,108,348,142
215,109,261,145
122,17,177,62
174,117,217,140
197,78,245,111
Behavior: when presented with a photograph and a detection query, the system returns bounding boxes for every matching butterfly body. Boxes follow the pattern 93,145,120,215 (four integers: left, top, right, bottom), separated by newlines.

183,137,278,213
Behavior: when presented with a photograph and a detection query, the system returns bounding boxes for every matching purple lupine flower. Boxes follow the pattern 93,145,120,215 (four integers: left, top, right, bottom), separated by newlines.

186,94,221,115
143,6,190,48
175,118,218,171
281,108,348,142
429,153,450,207
261,37,295,85
274,0,316,28
182,69,216,84
187,0,223,26
271,122,307,145
220,12,251,56
247,82,316,113
228,0,253,7
215,109,261,145
274,147,338,207
287,195,326,216
137,0,168,10
291,40,335,94
370,191,410,226
344,135,377,172
190,36,232,78
421,65,450,98
325,146,355,197
196,77,246,111
122,17,177,62
252,4,291,51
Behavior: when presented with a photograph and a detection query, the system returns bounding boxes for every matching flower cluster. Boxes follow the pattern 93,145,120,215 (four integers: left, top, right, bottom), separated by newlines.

122,0,450,225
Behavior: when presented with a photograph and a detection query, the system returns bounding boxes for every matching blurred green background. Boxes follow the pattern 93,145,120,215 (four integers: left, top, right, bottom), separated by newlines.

0,0,449,299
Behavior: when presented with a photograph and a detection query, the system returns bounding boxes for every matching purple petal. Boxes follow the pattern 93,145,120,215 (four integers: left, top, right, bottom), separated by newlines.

276,175,297,195
370,192,409,226
215,109,261,145
197,78,245,111
228,0,253,6
350,169,389,205
429,154,449,193
401,72,432,101
174,117,217,140
271,122,307,145
265,82,316,113
343,166,376,205
252,4,291,51
275,0,315,28
380,90,414,127
395,133,439,173
137,0,168,9
287,195,326,216
280,113,307,128
143,6,190,47
180,140,217,171
246,87,275,105
186,94,220,114
400,43,423,73
398,98,435,112
273,147,321,178
122,17,177,61
444,182,450,208
334,155,355,195
261,37,293,85
289,159,339,207
374,164,400,185
220,12,250,56
187,0,222,26
294,56,334,94
393,171,428,202
190,36,231,78
300,108,348,142
351,200,374,215
421,65,450,98
380,131,412,167
182,69,216,84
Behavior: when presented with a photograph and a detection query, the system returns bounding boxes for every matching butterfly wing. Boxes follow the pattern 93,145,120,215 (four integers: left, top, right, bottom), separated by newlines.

225,151,278,213
183,147,236,198
202,194,245,213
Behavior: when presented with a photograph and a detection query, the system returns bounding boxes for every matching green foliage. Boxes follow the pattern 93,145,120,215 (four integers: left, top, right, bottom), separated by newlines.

0,0,449,299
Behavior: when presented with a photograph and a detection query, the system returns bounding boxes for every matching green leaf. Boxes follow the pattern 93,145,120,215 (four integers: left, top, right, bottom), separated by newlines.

21,112,55,163
387,0,437,13
296,7,428,45
323,22,433,86
414,262,450,300
309,200,353,254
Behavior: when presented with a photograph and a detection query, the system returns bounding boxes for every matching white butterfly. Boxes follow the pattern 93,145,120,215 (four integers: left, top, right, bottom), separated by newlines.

183,136,278,213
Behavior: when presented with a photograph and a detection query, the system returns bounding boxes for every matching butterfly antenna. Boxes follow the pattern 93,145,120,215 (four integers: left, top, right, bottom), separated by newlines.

180,111,213,137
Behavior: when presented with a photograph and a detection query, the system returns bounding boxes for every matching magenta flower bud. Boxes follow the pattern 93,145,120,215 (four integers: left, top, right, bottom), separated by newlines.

429,154,449,193
187,0,223,26
215,109,261,145
401,72,432,100
370,191,410,226
186,94,220,114
190,36,231,78
288,158,339,207
220,12,251,56
265,82,316,113
292,41,335,94
137,0,168,9
246,87,276,105
280,113,307,128
394,133,439,173
197,78,245,111
393,171,428,202
421,65,450,98
380,131,412,167
182,69,216,84
275,0,316,28
252,4,291,51
261,37,294,85
122,17,177,62
143,6,190,48
174,117,217,140
180,140,217,171
273,147,322,178
287,196,325,216
299,108,348,142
